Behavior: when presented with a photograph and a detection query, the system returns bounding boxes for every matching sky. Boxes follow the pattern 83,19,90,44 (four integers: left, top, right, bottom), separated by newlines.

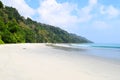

1,0,120,43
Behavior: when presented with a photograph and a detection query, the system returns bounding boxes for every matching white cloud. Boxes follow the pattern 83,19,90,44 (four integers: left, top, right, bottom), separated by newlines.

26,0,31,2
78,7,92,23
89,0,97,6
37,0,79,28
1,0,35,18
76,0,98,23
100,5,120,18
37,0,98,28
92,21,110,30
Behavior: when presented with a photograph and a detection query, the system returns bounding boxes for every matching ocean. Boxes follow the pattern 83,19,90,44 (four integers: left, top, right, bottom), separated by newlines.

55,43,120,63
70,43,120,61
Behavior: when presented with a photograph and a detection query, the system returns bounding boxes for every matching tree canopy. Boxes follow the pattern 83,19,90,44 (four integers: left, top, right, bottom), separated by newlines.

0,1,3,8
0,1,92,44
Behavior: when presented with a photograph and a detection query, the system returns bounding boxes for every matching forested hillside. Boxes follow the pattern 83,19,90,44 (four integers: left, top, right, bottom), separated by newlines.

0,1,91,44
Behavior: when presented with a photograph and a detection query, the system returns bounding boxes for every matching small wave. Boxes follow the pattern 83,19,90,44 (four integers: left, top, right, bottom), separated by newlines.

90,44,120,49
71,43,120,49
91,45,120,49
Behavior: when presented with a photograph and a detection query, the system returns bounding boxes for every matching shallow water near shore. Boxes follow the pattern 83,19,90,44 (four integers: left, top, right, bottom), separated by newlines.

52,43,120,62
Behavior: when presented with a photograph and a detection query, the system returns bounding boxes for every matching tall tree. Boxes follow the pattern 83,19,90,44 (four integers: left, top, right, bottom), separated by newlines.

0,1,3,8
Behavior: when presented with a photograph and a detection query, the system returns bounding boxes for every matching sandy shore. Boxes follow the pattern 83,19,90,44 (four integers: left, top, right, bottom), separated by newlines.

0,43,120,80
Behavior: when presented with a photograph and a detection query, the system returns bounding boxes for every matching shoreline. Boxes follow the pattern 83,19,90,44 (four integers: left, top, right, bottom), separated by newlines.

0,43,120,80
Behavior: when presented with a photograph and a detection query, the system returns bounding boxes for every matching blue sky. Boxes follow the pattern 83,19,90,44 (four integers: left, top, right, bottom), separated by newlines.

1,0,120,43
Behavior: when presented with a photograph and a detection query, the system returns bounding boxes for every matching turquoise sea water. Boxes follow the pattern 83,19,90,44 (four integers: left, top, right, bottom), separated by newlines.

70,43,120,61
71,43,120,49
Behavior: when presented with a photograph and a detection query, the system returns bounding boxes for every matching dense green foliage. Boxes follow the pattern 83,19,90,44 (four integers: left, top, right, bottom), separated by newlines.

0,1,91,44
0,1,3,8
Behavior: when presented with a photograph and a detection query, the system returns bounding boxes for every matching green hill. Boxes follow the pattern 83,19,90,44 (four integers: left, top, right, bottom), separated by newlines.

0,1,92,44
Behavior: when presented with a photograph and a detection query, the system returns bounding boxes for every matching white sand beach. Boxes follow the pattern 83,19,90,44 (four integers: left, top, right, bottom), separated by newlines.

0,43,120,80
